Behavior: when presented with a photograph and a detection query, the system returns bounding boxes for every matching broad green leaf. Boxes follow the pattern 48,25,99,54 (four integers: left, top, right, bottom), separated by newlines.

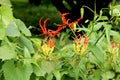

0,44,16,60
101,71,115,80
53,70,61,80
33,65,46,77
0,5,14,26
0,23,5,40
33,60,55,77
41,60,55,74
0,0,12,6
20,36,34,53
16,19,31,36
2,60,33,80
5,21,20,37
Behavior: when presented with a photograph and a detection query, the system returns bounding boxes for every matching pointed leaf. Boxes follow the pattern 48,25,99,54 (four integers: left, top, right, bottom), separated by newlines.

5,21,20,37
20,36,34,53
88,42,104,63
103,23,112,44
93,22,104,31
24,47,31,58
16,19,31,36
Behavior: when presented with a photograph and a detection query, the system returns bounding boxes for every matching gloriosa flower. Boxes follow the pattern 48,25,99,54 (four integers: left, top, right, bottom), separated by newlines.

41,37,55,57
39,17,49,35
39,17,65,37
108,41,120,54
73,35,89,56
39,13,82,57
39,13,81,37
59,13,82,31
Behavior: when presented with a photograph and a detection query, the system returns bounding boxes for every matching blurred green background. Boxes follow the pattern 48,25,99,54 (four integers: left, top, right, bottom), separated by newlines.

10,0,61,28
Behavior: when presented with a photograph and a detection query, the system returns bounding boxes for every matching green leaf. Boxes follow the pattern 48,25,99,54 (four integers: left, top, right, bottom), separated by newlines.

110,30,120,42
88,69,101,80
77,27,90,33
101,71,115,80
88,42,104,63
93,22,104,31
5,21,20,37
33,64,46,77
0,44,16,60
0,5,14,26
46,73,53,80
16,19,31,36
53,70,61,80
41,60,55,74
0,0,12,6
33,60,55,77
24,47,31,58
0,23,5,40
20,36,34,53
30,38,42,48
97,16,108,21
2,60,33,80
77,57,87,80
103,23,112,44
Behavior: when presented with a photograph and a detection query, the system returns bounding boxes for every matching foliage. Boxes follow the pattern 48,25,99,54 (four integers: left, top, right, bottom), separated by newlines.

0,0,120,80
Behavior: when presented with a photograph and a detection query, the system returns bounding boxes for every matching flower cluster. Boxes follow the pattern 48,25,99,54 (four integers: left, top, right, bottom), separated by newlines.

73,35,89,56
39,13,81,37
41,37,55,57
108,41,120,54
39,13,82,58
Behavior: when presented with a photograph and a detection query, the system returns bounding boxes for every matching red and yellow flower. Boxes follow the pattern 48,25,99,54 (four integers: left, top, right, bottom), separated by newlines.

38,13,82,57
41,37,55,57
108,41,120,54
73,35,89,56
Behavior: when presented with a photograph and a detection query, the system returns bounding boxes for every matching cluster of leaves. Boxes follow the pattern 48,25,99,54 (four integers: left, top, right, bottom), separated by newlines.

0,0,120,80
